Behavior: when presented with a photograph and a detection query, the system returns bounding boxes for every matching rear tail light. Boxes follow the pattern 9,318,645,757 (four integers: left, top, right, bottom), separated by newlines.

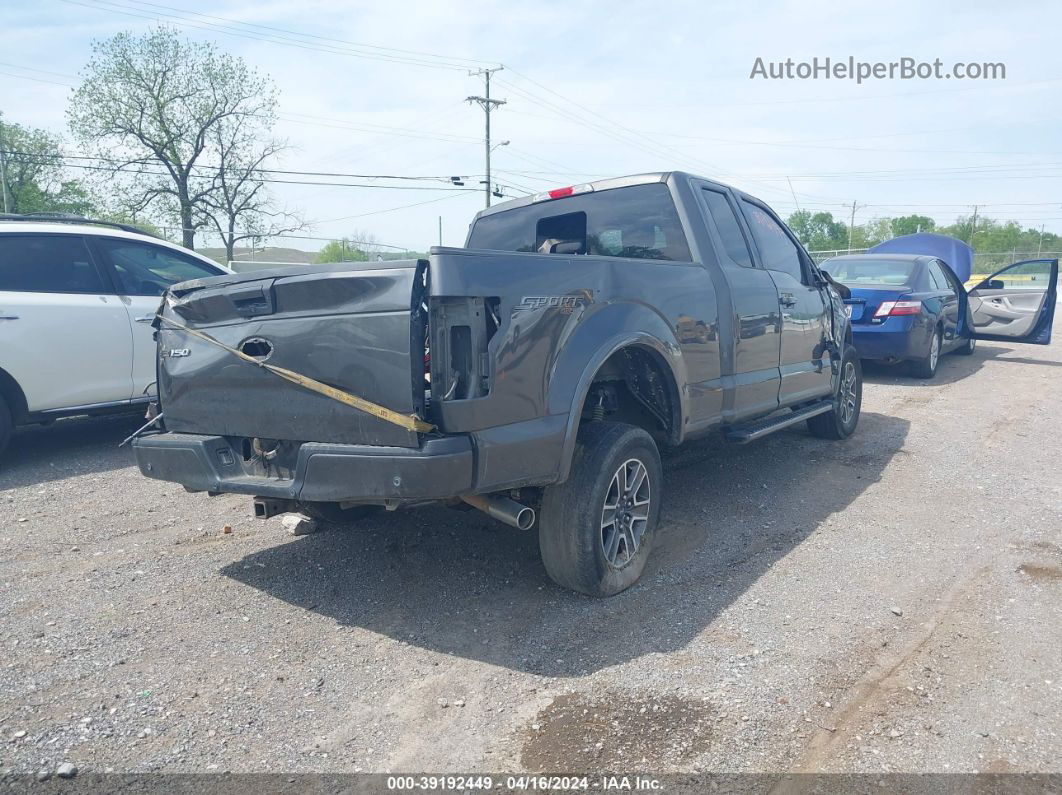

874,300,921,318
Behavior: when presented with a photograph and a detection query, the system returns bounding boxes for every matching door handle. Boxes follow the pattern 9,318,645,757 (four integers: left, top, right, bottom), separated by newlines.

0,314,19,321
779,293,797,307
134,315,155,323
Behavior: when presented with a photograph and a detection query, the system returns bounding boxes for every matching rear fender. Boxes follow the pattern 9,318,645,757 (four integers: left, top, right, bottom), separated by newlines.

549,303,687,482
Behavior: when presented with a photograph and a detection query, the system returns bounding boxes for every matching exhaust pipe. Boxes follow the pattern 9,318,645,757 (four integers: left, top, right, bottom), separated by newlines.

461,494,535,530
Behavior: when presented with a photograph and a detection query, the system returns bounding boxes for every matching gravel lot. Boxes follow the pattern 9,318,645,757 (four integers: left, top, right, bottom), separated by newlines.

1,338,1059,778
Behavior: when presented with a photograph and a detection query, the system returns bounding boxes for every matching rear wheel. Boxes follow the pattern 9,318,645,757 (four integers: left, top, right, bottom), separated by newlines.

0,394,11,458
808,344,862,440
295,501,381,525
538,422,662,597
955,335,977,356
909,328,942,378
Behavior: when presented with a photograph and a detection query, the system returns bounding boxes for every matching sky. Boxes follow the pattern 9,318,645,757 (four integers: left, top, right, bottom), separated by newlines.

2,0,1061,255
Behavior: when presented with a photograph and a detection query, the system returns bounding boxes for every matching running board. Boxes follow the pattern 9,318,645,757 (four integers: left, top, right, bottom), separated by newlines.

725,401,833,444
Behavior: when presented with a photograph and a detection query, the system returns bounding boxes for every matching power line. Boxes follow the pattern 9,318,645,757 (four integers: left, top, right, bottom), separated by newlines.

3,150,475,182
315,191,471,224
1,154,480,191
118,0,494,67
58,0,489,72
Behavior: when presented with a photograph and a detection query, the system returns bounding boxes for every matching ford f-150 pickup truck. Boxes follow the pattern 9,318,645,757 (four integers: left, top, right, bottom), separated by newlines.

135,171,1013,596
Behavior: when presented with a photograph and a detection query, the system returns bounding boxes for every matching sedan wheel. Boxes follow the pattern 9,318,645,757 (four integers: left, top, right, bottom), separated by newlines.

909,329,942,378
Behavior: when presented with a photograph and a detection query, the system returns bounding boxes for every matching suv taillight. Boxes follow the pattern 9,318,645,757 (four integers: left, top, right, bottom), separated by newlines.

874,299,921,318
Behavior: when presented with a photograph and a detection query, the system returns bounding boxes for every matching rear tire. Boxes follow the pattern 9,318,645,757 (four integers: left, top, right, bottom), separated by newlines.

955,336,977,356
0,394,11,458
295,501,381,525
538,422,662,597
908,329,941,378
808,344,862,440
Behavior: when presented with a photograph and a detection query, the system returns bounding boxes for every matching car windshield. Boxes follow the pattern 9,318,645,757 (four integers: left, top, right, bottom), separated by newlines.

819,257,917,286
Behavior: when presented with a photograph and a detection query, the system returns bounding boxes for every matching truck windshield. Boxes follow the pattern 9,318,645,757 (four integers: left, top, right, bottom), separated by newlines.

466,182,692,262
819,257,918,286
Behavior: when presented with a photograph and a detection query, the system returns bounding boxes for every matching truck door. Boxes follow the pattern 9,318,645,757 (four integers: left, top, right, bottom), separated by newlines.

738,199,833,406
698,187,782,421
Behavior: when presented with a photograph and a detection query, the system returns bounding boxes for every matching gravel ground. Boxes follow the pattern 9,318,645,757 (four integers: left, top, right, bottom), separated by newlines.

1,338,1059,779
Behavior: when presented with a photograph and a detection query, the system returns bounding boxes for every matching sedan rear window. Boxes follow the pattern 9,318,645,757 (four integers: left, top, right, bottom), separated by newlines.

467,183,691,262
819,258,917,286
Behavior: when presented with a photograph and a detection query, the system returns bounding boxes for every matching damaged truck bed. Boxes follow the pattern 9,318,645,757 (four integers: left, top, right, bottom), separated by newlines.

134,172,860,596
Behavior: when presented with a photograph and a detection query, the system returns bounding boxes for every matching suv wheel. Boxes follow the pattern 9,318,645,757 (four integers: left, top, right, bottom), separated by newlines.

0,393,11,458
808,344,862,440
538,422,662,596
909,328,941,378
295,501,381,525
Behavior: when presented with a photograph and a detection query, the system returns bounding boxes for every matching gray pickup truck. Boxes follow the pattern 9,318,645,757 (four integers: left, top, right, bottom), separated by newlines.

133,172,859,596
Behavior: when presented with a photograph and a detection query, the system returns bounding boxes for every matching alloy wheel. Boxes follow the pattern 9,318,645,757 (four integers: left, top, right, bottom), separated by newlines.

600,458,651,568
838,360,858,425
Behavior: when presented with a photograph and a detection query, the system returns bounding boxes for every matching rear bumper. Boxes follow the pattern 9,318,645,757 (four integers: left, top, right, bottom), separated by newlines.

132,432,473,504
850,317,923,360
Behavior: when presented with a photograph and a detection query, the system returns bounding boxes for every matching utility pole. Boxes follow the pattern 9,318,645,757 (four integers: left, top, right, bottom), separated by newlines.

438,215,443,247
846,200,865,253
0,114,10,214
1037,223,1045,257
466,67,505,208
969,205,979,247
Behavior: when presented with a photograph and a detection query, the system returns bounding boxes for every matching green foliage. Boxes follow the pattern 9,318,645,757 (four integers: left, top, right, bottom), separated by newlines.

786,210,849,251
315,239,371,263
788,209,1058,270
890,215,936,237
0,118,94,215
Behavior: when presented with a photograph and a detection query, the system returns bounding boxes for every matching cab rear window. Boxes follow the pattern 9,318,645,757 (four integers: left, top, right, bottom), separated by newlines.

467,183,691,262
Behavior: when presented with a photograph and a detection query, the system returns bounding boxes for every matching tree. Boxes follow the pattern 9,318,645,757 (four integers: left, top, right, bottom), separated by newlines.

315,232,381,263
890,215,935,237
197,111,304,262
68,27,279,250
786,210,848,251
0,116,93,215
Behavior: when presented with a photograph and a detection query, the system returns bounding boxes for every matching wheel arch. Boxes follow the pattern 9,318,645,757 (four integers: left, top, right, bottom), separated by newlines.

555,333,684,483
0,366,28,424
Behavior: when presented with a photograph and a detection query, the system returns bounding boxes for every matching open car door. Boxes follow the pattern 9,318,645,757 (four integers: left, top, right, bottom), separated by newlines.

965,258,1058,344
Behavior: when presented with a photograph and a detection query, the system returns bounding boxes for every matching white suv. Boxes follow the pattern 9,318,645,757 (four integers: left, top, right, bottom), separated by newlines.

0,215,228,455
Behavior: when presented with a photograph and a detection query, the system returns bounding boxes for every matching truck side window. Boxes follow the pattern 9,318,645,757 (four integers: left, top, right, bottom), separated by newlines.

702,189,753,267
740,200,805,283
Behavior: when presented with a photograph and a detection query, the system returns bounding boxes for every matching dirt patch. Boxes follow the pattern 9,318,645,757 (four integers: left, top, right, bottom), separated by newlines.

520,692,714,772
1017,562,1062,582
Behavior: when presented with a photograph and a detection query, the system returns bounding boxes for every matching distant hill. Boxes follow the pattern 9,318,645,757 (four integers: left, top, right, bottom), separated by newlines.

198,246,318,266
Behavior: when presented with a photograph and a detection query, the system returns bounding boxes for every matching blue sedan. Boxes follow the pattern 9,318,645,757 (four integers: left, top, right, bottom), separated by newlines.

818,253,973,378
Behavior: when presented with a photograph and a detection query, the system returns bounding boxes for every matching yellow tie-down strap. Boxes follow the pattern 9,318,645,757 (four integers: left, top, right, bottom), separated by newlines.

156,314,435,434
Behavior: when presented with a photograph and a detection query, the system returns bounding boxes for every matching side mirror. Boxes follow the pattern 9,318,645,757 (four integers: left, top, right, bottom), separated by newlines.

976,278,1005,290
